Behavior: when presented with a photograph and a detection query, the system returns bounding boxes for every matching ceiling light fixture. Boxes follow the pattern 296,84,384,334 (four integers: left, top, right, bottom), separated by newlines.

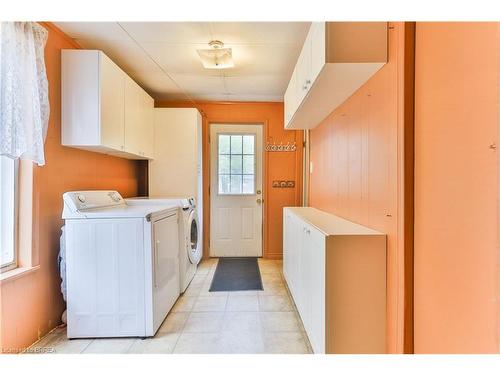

197,40,234,69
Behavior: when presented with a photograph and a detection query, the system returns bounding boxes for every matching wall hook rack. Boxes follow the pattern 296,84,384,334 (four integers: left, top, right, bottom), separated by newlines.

265,141,297,152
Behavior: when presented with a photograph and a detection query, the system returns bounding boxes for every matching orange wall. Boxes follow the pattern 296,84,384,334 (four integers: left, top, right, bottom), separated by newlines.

0,23,143,352
308,22,410,353
414,23,499,353
155,101,303,259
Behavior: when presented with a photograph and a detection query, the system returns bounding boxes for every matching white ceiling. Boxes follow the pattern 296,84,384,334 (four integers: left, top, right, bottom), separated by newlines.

54,22,311,102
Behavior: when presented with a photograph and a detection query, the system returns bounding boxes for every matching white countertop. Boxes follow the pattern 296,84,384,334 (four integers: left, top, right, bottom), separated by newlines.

284,207,384,236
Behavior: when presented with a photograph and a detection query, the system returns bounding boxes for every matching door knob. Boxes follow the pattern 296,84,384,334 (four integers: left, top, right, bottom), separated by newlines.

256,190,262,195
256,198,262,204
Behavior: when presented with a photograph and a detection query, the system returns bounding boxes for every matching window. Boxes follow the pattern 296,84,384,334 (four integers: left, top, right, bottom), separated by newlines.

218,134,255,195
0,155,18,272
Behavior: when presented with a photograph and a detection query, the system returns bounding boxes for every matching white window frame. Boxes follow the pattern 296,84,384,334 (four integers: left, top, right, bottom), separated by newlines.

1,156,19,273
217,132,257,196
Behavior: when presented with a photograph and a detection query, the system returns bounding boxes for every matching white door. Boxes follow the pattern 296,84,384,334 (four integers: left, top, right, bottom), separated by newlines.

210,124,263,257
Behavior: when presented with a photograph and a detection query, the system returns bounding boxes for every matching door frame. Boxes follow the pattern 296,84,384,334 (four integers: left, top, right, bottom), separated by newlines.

207,121,268,258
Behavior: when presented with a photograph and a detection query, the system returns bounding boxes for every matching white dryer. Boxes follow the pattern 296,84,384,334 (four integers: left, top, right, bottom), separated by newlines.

62,191,180,338
126,197,202,293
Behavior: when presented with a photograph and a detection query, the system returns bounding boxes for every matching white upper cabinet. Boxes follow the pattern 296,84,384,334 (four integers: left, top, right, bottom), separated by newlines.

62,50,154,160
284,22,388,129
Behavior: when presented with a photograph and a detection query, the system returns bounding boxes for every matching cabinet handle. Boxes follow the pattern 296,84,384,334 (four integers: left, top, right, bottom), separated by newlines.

305,79,311,85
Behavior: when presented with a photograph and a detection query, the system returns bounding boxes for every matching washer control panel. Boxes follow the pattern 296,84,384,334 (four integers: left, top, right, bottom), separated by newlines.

63,190,125,212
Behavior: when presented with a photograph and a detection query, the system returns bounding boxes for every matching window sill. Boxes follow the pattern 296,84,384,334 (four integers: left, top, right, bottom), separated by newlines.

0,265,40,284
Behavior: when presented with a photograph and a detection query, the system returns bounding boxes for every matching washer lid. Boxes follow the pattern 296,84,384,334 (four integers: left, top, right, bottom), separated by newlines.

187,210,202,264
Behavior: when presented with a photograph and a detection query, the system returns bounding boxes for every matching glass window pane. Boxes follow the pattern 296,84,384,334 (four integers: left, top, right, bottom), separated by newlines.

218,155,230,174
219,135,230,154
243,135,255,155
243,155,254,174
243,175,255,194
230,154,242,174
0,156,15,268
230,175,242,194
218,174,230,194
230,135,242,154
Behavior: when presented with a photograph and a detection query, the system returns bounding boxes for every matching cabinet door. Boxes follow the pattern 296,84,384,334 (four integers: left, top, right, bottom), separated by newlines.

124,76,143,156
284,68,297,128
141,92,154,159
100,52,125,151
125,77,154,158
308,227,326,353
284,211,299,301
310,22,326,85
299,223,313,335
296,28,312,105
283,211,292,282
290,215,301,302
152,213,180,330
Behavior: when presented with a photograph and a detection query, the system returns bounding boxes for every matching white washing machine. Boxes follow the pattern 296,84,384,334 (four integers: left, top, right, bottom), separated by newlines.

126,197,202,293
62,190,181,338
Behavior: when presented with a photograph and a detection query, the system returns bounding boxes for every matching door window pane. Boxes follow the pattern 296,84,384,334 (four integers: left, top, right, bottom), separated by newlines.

230,135,242,154
219,135,230,154
243,135,254,154
230,155,242,174
242,175,255,194
243,155,254,174
218,155,230,174
218,133,256,195
230,175,242,194
218,174,230,194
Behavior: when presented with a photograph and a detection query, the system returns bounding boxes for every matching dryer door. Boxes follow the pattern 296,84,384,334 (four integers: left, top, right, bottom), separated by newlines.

187,210,202,264
152,212,180,332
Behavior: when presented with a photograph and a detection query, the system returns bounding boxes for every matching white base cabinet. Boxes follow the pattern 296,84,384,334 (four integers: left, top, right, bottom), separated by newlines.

283,207,387,353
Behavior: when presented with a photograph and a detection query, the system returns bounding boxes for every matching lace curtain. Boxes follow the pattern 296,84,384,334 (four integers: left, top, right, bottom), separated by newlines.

0,22,50,166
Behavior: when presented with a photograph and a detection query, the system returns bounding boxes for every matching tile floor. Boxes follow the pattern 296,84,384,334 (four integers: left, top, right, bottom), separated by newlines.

27,258,312,354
